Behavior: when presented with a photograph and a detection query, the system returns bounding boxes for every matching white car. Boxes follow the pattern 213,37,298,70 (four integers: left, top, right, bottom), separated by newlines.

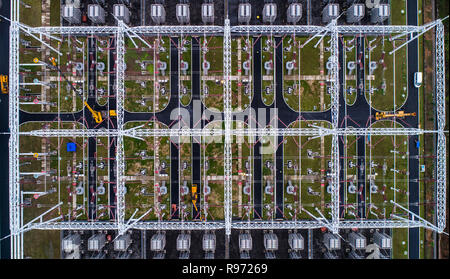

414,72,423,88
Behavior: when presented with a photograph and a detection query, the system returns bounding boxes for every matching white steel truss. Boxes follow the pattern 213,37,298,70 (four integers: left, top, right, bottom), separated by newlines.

28,219,430,231
7,0,447,258
223,19,233,236
329,20,340,234
435,22,446,232
116,21,126,236
20,127,440,138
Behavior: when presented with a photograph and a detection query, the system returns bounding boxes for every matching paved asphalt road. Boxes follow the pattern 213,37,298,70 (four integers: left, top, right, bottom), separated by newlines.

405,0,420,260
0,0,10,259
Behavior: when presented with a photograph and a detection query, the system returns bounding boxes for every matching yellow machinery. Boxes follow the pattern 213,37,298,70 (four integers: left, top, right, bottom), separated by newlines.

49,57,57,67
375,111,416,121
84,101,103,123
191,184,198,212
0,75,8,94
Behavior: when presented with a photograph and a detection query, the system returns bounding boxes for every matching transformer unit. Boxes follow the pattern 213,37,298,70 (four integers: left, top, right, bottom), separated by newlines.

287,3,302,24
239,233,252,252
346,4,365,23
348,232,366,250
151,4,166,25
176,4,190,24
262,3,277,24
238,3,251,24
370,4,390,23
373,231,392,249
150,233,166,252
113,4,130,24
62,234,81,253
87,234,106,251
264,232,278,251
323,233,341,251
62,5,81,24
322,3,339,23
177,233,191,252
88,4,105,24
201,3,214,24
114,234,132,251
289,233,304,251
202,233,216,252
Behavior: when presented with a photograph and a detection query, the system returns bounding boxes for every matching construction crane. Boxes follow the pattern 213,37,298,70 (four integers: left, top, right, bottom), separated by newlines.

191,184,198,212
375,111,417,121
85,102,103,123
0,75,8,94
34,57,105,123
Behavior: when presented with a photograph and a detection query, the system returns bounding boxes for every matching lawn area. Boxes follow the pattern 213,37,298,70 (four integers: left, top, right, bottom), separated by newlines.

365,36,408,112
19,0,42,27
124,135,171,220
344,36,357,105
261,36,275,107
24,230,60,259
231,37,253,111
50,0,60,26
282,121,332,220
342,135,359,219
392,228,409,259
366,121,409,220
391,0,407,25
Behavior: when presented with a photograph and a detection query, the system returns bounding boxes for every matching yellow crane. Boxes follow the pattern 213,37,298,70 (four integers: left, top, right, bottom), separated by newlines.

375,111,416,121
0,75,8,94
84,101,103,123
191,184,198,212
49,57,57,67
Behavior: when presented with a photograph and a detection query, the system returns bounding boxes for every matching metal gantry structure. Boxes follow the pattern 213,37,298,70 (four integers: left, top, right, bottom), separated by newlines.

7,1,447,258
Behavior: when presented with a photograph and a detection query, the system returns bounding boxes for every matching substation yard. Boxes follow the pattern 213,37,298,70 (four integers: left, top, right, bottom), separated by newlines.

17,31,418,223
10,0,444,260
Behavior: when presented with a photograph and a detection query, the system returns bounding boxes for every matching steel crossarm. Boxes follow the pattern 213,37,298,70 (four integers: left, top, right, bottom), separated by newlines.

131,25,224,35
30,221,225,230
20,129,118,137
335,128,434,136
232,220,323,230
131,221,225,230
129,128,217,138
128,128,333,138
435,22,446,232
28,219,436,231
29,24,434,37
31,26,119,35
18,127,341,138
9,20,21,259
231,25,325,35
337,25,425,35
223,19,233,236
329,20,340,234
338,220,424,229
116,21,126,236
233,128,333,137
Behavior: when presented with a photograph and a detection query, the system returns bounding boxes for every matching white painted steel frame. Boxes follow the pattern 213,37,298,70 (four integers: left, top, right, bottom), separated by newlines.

8,2,447,258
